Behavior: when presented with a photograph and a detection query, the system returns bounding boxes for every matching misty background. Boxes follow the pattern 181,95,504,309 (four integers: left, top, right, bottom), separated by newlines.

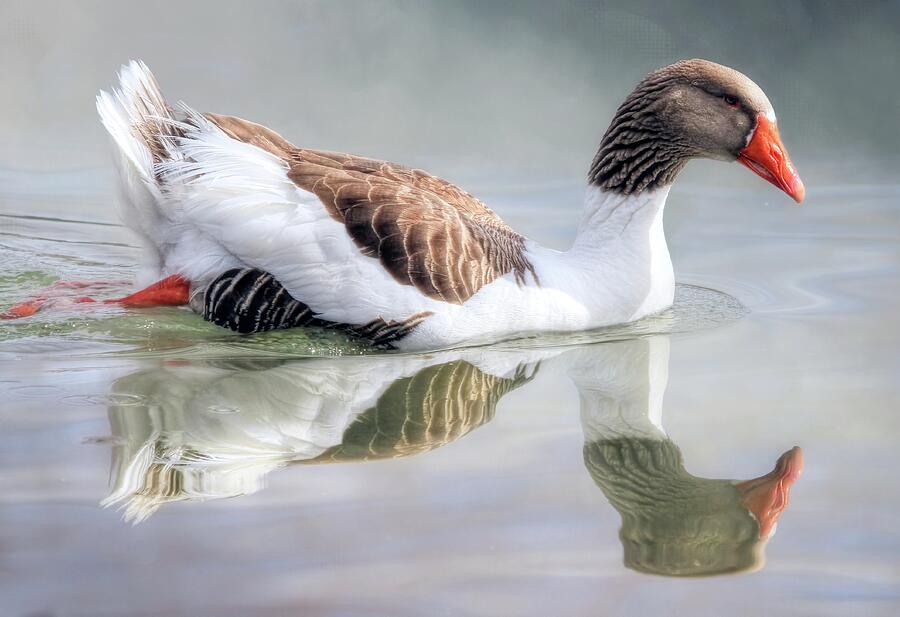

0,0,898,200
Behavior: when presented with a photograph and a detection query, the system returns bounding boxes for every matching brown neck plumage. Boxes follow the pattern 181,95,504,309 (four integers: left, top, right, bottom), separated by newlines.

587,70,691,195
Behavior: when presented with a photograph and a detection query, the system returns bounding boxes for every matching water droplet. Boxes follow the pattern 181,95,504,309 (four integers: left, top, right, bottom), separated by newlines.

206,405,240,415
62,393,149,407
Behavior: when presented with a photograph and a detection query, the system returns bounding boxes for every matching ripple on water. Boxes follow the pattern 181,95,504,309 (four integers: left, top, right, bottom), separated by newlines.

8,385,65,397
62,393,151,407
0,213,747,359
0,282,745,359
493,283,747,352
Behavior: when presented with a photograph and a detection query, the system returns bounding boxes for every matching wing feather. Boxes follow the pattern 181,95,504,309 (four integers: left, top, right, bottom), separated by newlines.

205,114,537,304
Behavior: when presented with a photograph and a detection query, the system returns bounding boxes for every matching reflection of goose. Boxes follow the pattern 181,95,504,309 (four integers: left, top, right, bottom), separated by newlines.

103,354,538,522
101,338,801,577
570,339,803,576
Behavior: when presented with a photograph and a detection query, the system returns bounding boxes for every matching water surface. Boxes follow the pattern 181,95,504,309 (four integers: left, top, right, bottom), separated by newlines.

1,173,898,616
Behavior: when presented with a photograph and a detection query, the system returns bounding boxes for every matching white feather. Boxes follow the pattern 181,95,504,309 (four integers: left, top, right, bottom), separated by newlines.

153,111,449,323
96,60,171,286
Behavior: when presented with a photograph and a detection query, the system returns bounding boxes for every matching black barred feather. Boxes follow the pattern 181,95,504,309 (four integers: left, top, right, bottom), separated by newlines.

203,268,431,349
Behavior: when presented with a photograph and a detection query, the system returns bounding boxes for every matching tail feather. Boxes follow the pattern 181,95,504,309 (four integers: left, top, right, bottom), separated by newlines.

97,60,180,283
96,60,178,184
96,60,280,288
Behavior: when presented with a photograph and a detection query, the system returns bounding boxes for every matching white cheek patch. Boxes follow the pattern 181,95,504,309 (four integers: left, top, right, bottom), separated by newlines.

743,123,757,148
743,108,777,149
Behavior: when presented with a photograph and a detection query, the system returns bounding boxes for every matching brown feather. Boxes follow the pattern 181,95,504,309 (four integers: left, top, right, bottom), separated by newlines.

206,113,538,304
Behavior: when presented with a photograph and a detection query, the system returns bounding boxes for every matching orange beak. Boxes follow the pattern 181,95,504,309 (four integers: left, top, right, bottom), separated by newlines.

736,446,804,539
738,114,805,203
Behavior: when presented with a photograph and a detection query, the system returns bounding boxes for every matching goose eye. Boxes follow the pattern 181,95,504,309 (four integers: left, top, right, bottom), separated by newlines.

723,94,740,108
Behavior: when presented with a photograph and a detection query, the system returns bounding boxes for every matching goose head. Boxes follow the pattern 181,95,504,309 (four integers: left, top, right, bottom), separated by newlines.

590,59,805,202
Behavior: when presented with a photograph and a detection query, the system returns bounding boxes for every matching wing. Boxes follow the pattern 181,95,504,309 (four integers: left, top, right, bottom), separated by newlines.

207,114,538,305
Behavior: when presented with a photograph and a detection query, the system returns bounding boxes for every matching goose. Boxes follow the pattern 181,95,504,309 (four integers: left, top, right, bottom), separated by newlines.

2,59,804,350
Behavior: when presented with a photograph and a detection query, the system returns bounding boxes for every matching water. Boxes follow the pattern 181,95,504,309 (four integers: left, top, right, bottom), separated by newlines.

1,171,898,616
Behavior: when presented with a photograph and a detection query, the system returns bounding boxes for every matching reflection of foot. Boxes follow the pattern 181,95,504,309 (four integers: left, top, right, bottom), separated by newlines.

1,280,121,319
1,297,50,319
0,276,187,319
736,446,804,539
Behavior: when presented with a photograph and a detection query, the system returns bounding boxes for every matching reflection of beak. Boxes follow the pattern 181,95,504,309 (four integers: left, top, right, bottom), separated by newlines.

738,114,805,203
736,446,804,538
